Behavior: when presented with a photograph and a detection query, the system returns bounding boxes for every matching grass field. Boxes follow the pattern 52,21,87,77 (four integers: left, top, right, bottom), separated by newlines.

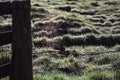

0,0,120,80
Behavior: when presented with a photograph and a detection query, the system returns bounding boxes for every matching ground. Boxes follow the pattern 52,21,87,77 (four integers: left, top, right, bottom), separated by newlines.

0,0,120,80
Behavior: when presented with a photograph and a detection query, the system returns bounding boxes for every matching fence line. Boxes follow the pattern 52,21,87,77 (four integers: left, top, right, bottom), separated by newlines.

0,0,33,80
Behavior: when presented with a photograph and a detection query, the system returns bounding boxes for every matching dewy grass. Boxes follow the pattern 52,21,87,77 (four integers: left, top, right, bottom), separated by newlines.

34,70,115,80
34,71,82,80
0,53,11,65
33,55,78,73
58,54,78,68
93,52,120,65
2,0,118,80
84,70,115,80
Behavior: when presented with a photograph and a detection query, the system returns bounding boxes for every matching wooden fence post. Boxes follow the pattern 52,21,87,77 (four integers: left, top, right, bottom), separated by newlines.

10,0,33,80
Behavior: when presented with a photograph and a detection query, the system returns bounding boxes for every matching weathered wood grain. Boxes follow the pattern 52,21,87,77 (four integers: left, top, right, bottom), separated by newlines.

10,1,33,80
0,31,12,46
0,2,12,15
0,63,11,78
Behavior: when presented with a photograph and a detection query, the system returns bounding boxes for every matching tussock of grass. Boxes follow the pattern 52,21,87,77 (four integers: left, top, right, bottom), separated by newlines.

34,72,66,80
33,34,120,47
61,34,120,47
0,53,11,65
66,45,110,55
33,55,78,74
83,70,115,80
113,45,120,51
68,27,99,35
93,52,120,65
0,15,12,32
112,61,120,80
34,71,82,80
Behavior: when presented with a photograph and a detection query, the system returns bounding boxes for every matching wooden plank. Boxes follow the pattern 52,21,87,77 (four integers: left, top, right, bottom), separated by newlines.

0,2,12,15
0,0,12,2
0,31,12,46
10,1,33,80
0,63,11,78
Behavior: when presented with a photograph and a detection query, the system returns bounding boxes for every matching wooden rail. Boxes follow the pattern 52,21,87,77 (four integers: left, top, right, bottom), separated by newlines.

0,2,12,15
0,2,12,78
0,63,11,78
0,31,12,46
